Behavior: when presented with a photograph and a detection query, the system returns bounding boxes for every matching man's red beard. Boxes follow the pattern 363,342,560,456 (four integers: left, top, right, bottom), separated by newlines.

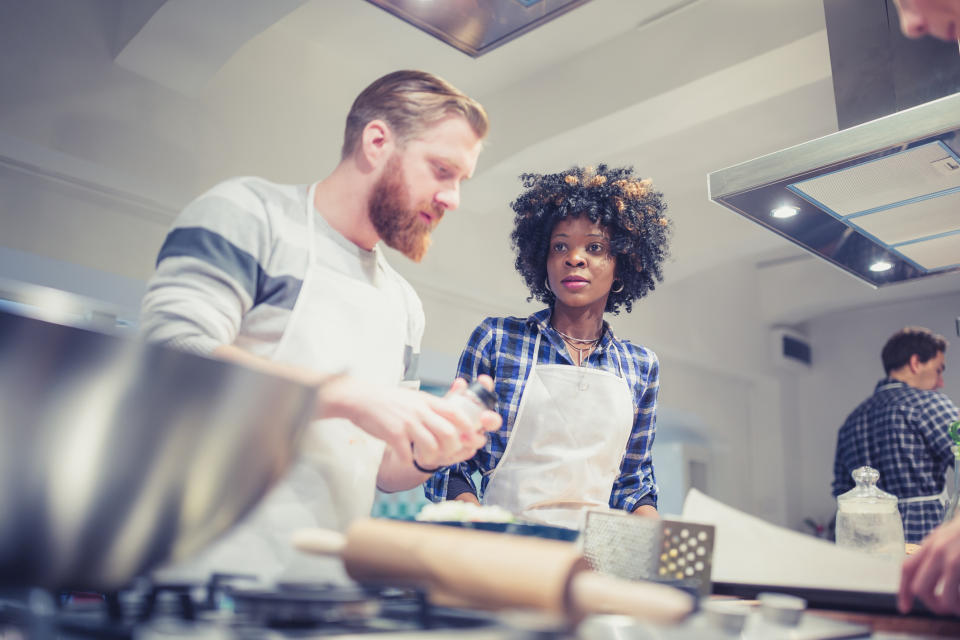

369,155,443,263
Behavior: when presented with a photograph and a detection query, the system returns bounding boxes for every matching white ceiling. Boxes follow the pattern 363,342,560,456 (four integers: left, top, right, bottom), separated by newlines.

1,0,958,326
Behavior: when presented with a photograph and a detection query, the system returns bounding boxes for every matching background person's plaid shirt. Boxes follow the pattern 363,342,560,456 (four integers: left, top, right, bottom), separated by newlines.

424,308,660,512
832,378,959,543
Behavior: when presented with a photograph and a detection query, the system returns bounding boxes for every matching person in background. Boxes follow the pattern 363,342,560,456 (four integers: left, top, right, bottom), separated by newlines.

892,0,960,41
424,165,671,529
140,70,501,578
832,327,958,544
890,0,960,618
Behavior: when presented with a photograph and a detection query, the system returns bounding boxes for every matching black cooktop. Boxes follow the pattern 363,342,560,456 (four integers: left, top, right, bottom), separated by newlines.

0,574,528,639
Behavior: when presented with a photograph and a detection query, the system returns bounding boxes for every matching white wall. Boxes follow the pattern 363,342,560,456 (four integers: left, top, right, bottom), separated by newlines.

786,290,960,531
609,259,789,524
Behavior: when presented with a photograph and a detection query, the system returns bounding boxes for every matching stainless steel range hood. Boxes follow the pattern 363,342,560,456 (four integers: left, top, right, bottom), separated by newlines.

708,92,960,287
365,0,592,58
709,0,960,288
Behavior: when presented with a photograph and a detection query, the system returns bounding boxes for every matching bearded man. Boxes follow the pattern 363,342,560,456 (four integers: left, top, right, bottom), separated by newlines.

140,70,500,581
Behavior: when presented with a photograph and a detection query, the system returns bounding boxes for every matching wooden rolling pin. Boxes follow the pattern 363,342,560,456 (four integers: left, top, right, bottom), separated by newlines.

292,518,693,624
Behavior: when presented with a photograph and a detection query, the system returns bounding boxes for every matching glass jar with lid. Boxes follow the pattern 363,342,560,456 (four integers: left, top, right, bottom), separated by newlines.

835,466,904,557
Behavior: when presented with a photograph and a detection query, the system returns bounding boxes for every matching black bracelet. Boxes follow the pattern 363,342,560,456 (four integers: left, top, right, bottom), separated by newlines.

412,458,441,474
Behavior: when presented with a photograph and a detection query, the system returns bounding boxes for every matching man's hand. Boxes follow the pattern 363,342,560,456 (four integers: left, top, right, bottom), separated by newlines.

410,376,501,469
208,343,501,492
898,516,960,615
320,374,501,469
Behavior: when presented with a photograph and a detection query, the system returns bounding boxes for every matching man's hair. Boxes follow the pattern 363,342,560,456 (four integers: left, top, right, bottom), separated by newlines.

510,164,672,315
341,70,488,160
881,326,948,374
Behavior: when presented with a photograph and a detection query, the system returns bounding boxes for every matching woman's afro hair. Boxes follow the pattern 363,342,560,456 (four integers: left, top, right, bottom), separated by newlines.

510,164,672,314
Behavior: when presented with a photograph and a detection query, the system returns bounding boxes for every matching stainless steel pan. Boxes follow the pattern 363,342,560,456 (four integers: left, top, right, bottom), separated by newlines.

0,300,315,590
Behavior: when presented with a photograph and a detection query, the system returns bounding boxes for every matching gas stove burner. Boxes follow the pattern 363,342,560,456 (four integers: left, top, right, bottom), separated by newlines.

228,582,382,628
274,581,372,597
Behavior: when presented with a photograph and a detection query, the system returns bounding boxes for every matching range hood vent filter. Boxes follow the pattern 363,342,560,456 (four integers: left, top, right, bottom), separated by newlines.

784,141,960,274
899,232,960,272
789,142,960,216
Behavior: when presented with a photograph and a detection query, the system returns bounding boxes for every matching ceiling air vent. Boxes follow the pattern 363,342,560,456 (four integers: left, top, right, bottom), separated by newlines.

772,328,812,370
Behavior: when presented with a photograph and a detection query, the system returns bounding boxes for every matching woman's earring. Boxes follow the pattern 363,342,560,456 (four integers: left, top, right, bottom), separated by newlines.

544,277,552,293
611,279,624,293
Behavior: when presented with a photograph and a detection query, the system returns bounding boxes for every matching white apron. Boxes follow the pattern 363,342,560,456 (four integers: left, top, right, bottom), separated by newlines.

158,183,413,582
482,330,636,530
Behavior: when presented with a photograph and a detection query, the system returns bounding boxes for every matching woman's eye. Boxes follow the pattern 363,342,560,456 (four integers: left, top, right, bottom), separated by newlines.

552,242,567,252
589,243,605,253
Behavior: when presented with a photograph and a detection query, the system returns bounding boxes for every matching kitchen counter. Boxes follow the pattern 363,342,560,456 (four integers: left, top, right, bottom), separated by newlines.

810,607,960,639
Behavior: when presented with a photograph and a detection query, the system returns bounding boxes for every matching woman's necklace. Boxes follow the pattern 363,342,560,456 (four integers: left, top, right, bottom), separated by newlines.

553,326,601,344
551,324,602,367
560,336,597,367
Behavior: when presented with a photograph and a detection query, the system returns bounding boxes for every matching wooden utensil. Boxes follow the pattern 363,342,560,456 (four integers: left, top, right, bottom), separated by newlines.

292,518,693,624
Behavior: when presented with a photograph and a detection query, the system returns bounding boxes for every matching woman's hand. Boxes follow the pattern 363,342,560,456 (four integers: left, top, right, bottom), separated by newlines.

632,504,659,518
452,492,481,505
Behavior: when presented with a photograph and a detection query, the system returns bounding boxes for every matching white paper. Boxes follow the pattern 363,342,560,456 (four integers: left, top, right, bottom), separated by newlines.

681,489,901,594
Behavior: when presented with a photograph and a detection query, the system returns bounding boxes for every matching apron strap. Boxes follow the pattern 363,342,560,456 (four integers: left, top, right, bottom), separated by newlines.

306,183,317,263
900,487,948,506
604,339,624,379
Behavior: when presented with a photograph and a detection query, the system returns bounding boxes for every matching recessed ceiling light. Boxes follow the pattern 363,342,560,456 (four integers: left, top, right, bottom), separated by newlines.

770,205,799,219
869,260,893,272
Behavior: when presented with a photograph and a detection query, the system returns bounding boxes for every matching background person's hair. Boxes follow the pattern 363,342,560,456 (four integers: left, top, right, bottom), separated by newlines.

881,326,948,374
341,70,488,160
510,164,672,315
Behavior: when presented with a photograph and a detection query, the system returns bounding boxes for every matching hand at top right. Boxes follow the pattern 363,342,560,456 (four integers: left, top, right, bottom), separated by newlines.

898,516,960,615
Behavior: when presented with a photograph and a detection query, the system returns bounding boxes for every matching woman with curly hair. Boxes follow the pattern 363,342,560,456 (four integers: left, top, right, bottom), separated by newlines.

423,164,672,529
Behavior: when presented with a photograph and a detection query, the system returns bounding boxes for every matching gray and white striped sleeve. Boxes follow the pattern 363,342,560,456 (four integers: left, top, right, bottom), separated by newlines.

139,178,272,356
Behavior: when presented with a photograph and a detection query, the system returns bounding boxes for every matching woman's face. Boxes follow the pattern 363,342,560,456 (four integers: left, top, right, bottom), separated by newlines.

546,216,616,312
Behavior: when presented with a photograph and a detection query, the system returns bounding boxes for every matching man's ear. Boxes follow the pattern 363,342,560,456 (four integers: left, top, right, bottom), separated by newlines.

359,120,394,167
908,353,922,373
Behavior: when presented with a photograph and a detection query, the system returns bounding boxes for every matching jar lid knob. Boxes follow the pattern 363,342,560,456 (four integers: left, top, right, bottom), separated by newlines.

851,466,879,485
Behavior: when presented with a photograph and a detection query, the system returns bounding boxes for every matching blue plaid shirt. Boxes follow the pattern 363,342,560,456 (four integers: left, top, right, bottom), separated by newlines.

832,378,959,543
424,308,659,512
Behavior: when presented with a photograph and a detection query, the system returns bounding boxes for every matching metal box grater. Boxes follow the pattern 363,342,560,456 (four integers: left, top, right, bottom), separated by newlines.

581,510,715,595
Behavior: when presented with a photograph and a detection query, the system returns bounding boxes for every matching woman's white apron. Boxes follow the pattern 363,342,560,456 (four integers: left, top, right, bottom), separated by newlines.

482,331,635,530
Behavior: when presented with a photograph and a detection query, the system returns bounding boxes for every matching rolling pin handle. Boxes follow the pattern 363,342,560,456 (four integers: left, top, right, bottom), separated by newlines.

567,570,694,624
291,528,347,556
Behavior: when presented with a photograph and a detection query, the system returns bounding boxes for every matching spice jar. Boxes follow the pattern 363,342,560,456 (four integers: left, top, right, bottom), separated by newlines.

449,380,497,429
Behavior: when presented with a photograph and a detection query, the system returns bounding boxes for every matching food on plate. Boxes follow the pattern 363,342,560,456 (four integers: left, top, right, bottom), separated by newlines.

415,501,516,523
